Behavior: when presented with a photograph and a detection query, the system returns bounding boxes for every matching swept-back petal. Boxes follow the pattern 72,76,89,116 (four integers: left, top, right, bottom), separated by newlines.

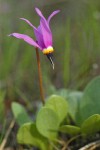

47,10,60,24
20,18,39,33
9,33,42,49
20,18,36,29
20,18,45,49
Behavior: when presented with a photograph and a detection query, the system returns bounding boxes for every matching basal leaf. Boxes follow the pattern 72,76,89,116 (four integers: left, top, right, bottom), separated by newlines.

11,102,31,126
56,89,83,124
59,125,80,135
81,114,100,135
56,89,70,99
17,123,47,150
45,95,68,123
67,91,83,122
78,76,100,124
36,107,60,140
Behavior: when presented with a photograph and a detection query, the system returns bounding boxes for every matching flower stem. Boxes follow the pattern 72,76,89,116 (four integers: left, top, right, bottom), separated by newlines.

35,47,45,105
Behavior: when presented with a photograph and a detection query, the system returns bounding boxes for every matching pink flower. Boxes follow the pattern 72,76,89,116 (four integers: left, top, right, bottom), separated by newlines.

9,8,60,69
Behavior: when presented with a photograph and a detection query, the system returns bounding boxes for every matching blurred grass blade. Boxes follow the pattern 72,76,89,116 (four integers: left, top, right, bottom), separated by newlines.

63,18,71,87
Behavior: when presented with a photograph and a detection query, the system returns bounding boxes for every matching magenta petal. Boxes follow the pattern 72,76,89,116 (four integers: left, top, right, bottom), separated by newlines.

47,10,60,24
35,8,52,47
9,33,42,49
20,18,45,49
34,27,45,49
20,18,37,30
40,19,52,47
35,8,46,21
35,8,50,31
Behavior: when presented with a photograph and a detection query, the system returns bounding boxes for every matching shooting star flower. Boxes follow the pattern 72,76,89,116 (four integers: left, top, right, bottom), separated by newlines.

9,8,60,69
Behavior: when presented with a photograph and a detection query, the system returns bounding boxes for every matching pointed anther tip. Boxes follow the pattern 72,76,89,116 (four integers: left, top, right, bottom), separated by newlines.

46,53,55,70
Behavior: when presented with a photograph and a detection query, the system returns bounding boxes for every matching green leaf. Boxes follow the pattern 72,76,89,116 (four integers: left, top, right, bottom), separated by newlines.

56,89,83,124
81,114,100,135
36,107,60,140
78,76,100,124
45,95,68,123
11,102,31,126
56,89,70,99
67,91,83,122
59,125,80,135
17,123,47,150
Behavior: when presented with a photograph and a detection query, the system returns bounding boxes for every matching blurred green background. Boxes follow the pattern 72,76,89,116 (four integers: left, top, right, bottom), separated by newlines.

0,0,100,109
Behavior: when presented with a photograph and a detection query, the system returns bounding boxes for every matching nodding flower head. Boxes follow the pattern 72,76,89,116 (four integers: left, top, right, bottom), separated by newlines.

9,7,60,69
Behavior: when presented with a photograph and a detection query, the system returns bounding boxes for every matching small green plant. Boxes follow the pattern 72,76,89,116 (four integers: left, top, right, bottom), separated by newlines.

6,5,100,150
12,76,100,150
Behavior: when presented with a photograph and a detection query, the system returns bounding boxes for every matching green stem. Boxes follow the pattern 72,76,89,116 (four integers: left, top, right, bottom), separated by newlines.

35,47,45,105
